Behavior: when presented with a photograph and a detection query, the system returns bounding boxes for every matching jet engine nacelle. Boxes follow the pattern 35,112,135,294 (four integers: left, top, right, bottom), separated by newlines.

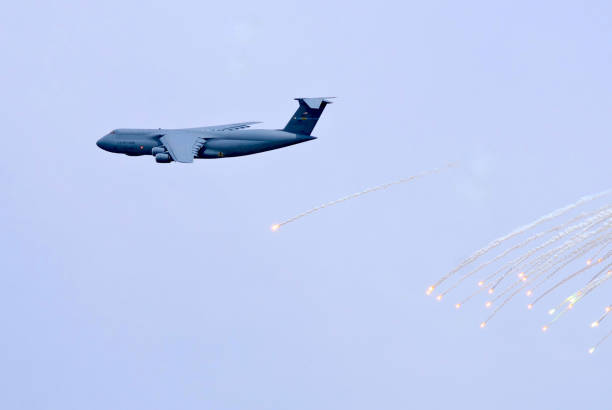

152,146,167,155
155,153,172,163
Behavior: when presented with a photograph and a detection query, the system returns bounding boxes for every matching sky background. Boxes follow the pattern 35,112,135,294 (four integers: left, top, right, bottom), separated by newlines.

1,1,611,409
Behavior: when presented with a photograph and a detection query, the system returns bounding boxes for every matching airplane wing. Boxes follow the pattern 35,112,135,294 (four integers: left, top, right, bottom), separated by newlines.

187,121,262,132
160,132,206,163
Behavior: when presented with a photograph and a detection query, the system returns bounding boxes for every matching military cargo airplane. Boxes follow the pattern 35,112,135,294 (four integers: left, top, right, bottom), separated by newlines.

96,97,333,163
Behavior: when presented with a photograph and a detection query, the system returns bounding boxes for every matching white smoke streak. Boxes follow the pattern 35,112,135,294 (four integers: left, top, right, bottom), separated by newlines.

271,163,456,231
433,189,612,288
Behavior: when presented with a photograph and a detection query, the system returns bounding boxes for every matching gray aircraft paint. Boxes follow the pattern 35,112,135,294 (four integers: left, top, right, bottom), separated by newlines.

96,97,333,163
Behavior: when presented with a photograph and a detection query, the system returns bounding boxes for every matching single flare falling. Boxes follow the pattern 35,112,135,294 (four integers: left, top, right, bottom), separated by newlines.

270,163,456,231
428,189,611,353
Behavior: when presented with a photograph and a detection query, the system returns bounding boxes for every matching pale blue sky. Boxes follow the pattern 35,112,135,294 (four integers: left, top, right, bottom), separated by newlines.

1,1,611,409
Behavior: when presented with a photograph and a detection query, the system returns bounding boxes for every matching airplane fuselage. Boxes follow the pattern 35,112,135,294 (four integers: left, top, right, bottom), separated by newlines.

96,128,316,159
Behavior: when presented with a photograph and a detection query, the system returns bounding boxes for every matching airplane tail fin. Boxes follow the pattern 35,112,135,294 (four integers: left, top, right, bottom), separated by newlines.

283,97,334,136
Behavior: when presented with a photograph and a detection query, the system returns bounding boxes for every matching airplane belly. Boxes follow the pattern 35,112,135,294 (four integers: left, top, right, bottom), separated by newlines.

199,139,285,158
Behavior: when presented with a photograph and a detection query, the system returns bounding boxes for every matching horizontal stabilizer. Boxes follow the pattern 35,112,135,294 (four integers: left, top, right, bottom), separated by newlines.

297,97,335,110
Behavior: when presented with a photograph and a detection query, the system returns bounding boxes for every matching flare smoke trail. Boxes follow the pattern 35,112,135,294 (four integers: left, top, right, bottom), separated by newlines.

428,190,612,353
270,163,455,231
428,189,611,292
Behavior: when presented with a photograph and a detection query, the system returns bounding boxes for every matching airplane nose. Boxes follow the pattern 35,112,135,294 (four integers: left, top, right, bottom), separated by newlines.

96,136,110,151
